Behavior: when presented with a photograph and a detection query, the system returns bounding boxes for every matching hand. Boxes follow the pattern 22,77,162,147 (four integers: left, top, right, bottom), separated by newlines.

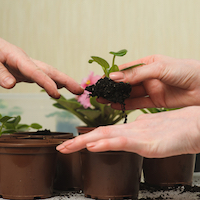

100,54,200,110
56,106,200,158
0,38,84,98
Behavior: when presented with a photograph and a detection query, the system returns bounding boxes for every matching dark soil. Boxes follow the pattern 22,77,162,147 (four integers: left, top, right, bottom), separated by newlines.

139,182,200,193
85,77,132,123
139,182,200,199
36,129,51,135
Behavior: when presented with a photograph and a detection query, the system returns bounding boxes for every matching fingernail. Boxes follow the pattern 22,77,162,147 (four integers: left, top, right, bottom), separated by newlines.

4,77,15,86
56,139,74,151
79,86,85,94
56,144,65,151
109,72,125,81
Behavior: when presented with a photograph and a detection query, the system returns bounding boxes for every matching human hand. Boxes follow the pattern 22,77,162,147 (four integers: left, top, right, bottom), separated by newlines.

0,38,83,98
56,106,200,158
99,54,200,110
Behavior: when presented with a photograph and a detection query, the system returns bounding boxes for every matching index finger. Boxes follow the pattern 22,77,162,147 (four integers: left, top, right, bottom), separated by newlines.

56,125,120,154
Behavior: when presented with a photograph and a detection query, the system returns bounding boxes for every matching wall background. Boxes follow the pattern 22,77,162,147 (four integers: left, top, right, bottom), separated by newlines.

1,0,200,126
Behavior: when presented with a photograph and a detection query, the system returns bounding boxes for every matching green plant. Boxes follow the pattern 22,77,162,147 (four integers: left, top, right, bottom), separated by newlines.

88,49,145,77
140,108,179,114
51,49,143,127
0,114,42,136
51,95,133,127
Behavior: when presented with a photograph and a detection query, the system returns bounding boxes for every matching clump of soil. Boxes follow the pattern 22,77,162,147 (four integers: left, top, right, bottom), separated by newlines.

85,77,132,123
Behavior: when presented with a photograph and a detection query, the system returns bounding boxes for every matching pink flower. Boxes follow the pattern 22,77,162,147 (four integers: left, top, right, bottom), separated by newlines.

77,72,101,108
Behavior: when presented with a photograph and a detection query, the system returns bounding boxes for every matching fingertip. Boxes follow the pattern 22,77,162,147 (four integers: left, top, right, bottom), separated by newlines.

2,77,16,89
52,92,61,99
76,86,85,95
96,97,111,104
56,144,65,151
67,85,84,96
46,89,61,99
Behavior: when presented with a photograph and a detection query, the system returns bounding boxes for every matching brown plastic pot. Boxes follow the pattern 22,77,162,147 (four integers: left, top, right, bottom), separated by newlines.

53,149,82,191
81,149,143,200
143,154,196,187
52,138,82,191
0,133,30,140
12,131,81,192
76,126,95,135
0,139,59,200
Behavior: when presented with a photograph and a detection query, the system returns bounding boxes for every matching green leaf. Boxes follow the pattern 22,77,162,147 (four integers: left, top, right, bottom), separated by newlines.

90,97,104,110
109,65,119,74
30,123,42,129
121,63,145,71
6,116,21,127
77,109,102,120
4,122,15,130
140,109,148,114
0,116,13,123
16,124,30,130
89,56,110,77
57,99,83,110
2,130,17,134
109,49,127,57
53,103,67,110
90,56,110,69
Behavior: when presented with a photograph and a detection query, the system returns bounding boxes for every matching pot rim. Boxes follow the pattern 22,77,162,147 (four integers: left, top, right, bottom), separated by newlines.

0,139,61,148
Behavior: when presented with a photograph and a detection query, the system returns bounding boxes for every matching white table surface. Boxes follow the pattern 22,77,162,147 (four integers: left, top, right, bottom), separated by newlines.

1,173,200,200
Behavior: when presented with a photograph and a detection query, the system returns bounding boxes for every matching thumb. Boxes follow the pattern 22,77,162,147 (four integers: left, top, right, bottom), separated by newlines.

109,62,162,85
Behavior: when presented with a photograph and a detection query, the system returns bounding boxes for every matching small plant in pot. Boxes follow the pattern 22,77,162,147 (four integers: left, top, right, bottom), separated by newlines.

0,114,63,199
141,108,196,187
0,114,79,192
51,49,144,199
0,114,42,138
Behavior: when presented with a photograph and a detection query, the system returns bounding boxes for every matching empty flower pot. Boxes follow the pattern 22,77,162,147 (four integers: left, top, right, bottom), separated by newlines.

143,154,196,187
81,149,143,200
53,150,82,191
0,139,59,200
52,138,82,191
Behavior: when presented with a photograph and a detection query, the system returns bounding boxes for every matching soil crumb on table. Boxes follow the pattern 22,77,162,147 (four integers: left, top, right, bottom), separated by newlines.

139,182,200,200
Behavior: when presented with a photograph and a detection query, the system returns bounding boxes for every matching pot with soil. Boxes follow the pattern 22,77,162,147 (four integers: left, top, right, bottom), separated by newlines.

0,139,60,200
16,130,82,192
13,130,82,192
143,154,196,186
15,129,73,139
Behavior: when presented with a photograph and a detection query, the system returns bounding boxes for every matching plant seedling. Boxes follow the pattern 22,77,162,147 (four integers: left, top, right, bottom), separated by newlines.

88,49,145,77
0,114,42,136
86,49,144,123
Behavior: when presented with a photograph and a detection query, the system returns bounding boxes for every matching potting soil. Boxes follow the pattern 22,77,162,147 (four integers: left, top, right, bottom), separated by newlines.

85,77,132,123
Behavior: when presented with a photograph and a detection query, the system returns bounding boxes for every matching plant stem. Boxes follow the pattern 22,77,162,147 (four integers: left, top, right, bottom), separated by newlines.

112,55,116,67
